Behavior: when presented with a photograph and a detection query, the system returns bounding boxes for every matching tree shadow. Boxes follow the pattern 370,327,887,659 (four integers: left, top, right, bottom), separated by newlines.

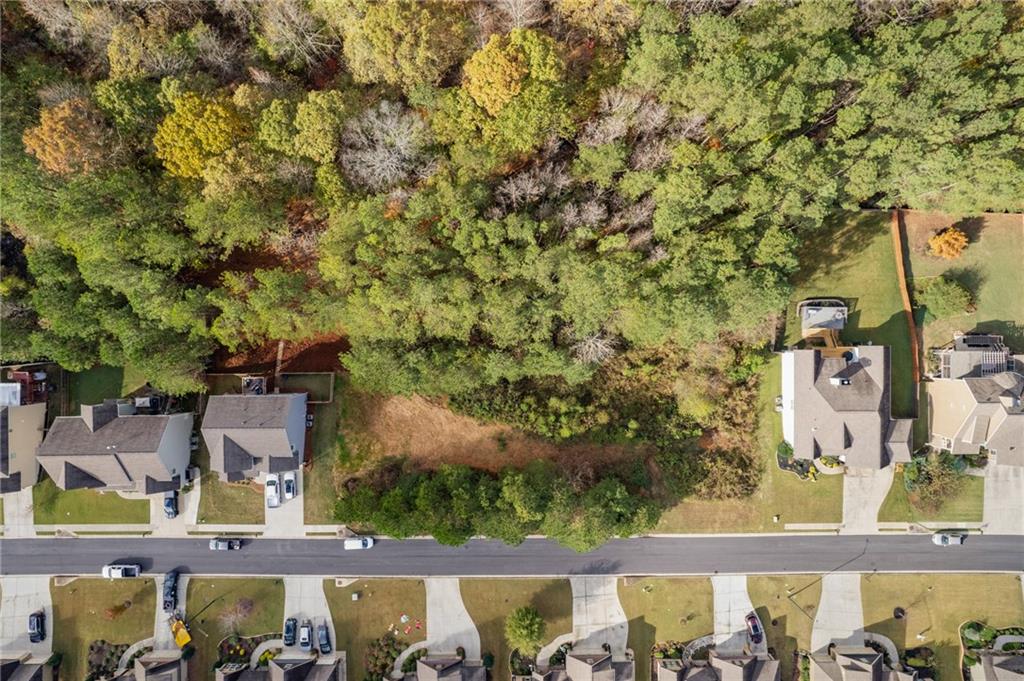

942,266,985,300
790,212,891,288
951,216,986,245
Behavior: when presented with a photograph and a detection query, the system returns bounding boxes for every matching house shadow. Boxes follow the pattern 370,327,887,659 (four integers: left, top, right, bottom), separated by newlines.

626,615,656,680
863,613,909,669
754,606,795,679
790,212,891,287
973,320,1024,353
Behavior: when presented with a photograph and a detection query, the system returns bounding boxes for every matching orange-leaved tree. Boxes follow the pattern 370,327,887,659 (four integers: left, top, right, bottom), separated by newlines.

928,226,968,259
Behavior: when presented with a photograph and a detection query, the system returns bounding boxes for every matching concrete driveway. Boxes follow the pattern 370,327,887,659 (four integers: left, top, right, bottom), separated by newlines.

711,575,767,656
842,467,894,534
152,573,188,649
393,578,481,676
570,576,628,657
0,576,52,661
810,574,863,652
150,487,200,537
984,464,1023,535
262,471,305,538
2,488,37,538
283,577,334,661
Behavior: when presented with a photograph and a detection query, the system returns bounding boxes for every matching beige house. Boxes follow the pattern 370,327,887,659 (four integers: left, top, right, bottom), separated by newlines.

0,383,47,493
215,655,343,680
533,652,634,681
656,652,779,681
37,400,192,494
201,393,307,482
975,653,1024,681
0,653,57,681
808,647,916,681
124,651,187,681
406,658,486,681
928,334,1023,465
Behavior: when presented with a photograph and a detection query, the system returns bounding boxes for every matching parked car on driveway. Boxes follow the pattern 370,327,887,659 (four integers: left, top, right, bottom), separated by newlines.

317,621,332,655
102,564,141,578
745,613,764,644
163,571,178,612
299,620,313,652
28,610,45,643
283,471,297,500
265,473,281,508
932,531,967,546
209,537,242,550
163,490,178,519
343,536,374,550
283,617,298,646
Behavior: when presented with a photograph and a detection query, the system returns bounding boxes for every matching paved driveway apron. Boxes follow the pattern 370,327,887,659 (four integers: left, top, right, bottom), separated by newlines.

0,576,52,660
150,488,200,537
262,471,306,539
283,577,335,661
570,576,628,657
811,573,864,652
842,467,894,534
711,575,767,656
2,488,37,538
153,573,188,649
984,464,1024,535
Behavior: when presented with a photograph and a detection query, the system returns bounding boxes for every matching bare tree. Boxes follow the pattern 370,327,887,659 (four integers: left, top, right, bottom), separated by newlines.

571,332,618,364
259,0,339,67
37,81,89,108
218,598,255,634
492,0,547,30
340,101,434,192
20,0,84,47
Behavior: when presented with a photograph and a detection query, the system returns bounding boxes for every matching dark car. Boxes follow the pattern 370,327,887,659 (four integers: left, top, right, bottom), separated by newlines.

163,571,178,612
745,614,764,645
28,610,45,643
163,491,178,519
283,617,298,646
317,621,332,655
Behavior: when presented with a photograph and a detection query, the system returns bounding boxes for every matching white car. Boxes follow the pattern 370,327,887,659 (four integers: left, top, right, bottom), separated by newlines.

343,536,375,550
265,473,281,509
283,471,297,500
932,531,966,546
101,564,141,579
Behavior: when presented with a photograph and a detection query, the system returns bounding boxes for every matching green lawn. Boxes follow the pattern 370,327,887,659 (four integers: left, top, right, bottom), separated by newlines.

656,355,844,533
304,377,346,524
787,211,915,417
861,574,1024,681
748,576,821,681
185,578,285,678
618,578,713,681
68,365,148,413
195,441,264,525
32,476,150,525
877,470,984,523
904,212,1024,353
461,579,573,680
52,577,155,681
279,372,334,402
205,373,244,395
323,579,427,681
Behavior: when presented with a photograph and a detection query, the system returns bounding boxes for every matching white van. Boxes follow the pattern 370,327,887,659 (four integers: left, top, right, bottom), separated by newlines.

343,536,374,550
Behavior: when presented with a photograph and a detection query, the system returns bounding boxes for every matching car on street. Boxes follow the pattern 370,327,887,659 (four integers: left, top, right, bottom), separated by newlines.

932,531,967,546
745,614,764,644
163,490,178,519
299,620,313,652
317,621,332,655
102,564,141,579
209,537,242,550
283,471,297,500
283,617,298,646
343,536,374,550
163,571,178,612
265,473,281,508
28,610,45,643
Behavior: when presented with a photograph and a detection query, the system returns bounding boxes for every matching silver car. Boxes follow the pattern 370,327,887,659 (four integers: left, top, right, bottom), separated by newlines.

932,531,966,546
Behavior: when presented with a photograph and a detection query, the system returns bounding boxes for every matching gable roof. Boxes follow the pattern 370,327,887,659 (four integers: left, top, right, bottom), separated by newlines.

202,394,306,478
978,654,1024,681
928,370,1024,463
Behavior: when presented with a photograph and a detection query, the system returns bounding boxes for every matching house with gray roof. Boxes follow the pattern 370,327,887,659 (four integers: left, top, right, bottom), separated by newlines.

808,647,916,681
215,654,343,681
0,383,46,492
201,393,307,482
123,650,187,681
781,345,912,469
533,652,634,681
36,399,192,494
976,653,1024,681
406,657,486,681
0,653,57,681
927,334,1024,465
656,652,779,681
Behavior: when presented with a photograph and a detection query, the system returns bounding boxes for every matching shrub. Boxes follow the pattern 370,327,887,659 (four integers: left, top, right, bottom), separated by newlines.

918,276,973,319
505,606,546,656
928,226,969,259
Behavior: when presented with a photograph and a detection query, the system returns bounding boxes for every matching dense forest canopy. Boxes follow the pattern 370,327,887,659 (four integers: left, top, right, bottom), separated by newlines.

2,0,1023,547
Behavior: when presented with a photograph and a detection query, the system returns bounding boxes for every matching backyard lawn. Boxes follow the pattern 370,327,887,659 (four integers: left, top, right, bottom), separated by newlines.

861,573,1024,681
618,577,713,681
186,578,284,678
656,355,843,533
51,577,155,681
32,476,150,525
748,576,821,681
304,377,347,524
278,372,334,402
786,211,916,418
68,365,148,413
195,442,264,525
877,470,984,523
323,579,427,681
461,579,573,681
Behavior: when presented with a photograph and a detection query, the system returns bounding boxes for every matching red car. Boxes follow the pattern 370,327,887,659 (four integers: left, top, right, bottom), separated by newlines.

746,614,764,644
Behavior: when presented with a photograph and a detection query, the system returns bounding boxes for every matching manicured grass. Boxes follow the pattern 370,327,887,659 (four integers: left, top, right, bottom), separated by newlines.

304,377,346,524
904,211,1024,353
618,578,713,681
68,365,148,413
52,577,155,681
323,579,427,681
656,355,844,533
279,372,334,402
195,441,264,525
461,579,573,681
861,574,1024,681
32,476,150,525
877,470,984,523
205,373,244,395
186,578,285,678
748,576,822,681
786,211,915,417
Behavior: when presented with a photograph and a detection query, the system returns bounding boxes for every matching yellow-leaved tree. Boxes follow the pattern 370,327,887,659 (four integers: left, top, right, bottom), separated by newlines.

928,226,968,259
153,93,248,178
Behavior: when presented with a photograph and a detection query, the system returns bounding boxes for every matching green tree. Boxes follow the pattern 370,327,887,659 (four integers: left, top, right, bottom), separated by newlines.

154,92,248,178
504,607,546,655
293,90,355,163
918,276,972,319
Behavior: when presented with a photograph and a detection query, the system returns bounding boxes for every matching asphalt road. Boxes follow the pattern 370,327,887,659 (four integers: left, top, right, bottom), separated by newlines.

1,535,1021,577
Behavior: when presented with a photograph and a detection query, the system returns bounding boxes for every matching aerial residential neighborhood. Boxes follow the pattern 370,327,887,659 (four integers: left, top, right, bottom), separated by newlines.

1,1,1023,681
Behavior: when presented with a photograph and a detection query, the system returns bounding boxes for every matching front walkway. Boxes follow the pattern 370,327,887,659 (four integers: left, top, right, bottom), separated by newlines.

841,467,894,534
283,577,334,662
570,576,628,658
2,488,37,538
984,464,1023,535
810,574,863,652
0,576,52,661
710,575,767,656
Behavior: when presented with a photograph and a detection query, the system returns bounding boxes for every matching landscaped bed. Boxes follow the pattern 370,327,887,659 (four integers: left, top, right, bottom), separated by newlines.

961,621,1024,674
461,579,573,681
51,577,156,681
33,476,150,525
618,577,713,681
747,576,822,681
